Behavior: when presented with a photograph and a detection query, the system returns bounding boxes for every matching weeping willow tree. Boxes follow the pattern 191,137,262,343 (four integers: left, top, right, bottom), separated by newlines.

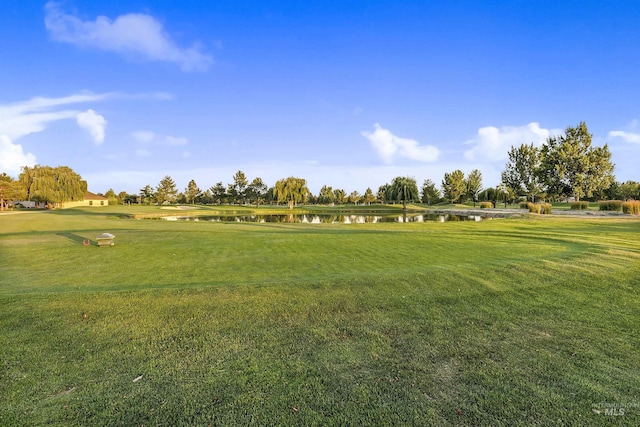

273,177,309,209
388,176,419,210
19,165,87,208
0,173,27,210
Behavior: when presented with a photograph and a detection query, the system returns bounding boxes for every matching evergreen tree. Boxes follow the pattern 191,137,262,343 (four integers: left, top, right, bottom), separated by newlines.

185,179,202,204
420,179,440,205
441,170,466,204
363,187,376,205
155,175,178,204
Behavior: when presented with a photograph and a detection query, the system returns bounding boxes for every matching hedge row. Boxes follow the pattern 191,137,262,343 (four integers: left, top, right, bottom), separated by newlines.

570,201,590,210
598,200,623,211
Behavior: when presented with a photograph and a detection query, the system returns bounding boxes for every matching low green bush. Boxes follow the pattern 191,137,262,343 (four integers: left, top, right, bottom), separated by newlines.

519,201,529,209
479,201,492,209
622,200,640,214
570,201,589,210
599,200,623,211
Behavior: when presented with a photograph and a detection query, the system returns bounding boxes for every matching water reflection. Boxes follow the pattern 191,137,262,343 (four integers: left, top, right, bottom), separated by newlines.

159,213,484,223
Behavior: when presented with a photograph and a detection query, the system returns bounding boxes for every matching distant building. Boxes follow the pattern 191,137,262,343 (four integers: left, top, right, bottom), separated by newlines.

63,191,109,208
13,191,109,209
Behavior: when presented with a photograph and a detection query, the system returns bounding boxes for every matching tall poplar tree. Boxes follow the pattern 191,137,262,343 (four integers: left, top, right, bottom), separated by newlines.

465,169,483,207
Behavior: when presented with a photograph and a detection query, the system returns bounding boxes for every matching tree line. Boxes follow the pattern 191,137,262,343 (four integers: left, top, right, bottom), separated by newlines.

1,122,635,211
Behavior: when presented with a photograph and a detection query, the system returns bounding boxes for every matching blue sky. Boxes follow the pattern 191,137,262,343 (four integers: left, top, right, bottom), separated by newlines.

1,0,639,194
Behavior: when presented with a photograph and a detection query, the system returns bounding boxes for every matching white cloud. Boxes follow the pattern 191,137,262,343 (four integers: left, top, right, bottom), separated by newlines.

77,109,107,144
0,135,36,176
608,130,640,144
131,130,156,142
361,123,440,163
45,2,213,72
464,122,561,162
131,131,188,146
0,93,114,173
165,136,188,146
135,149,152,157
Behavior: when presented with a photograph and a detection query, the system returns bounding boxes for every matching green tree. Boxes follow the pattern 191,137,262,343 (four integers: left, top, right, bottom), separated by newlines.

478,187,497,205
318,185,335,204
19,165,87,208
185,179,202,204
388,176,419,209
104,188,118,205
363,187,376,205
117,191,129,205
246,177,268,206
273,177,310,209
377,185,389,203
348,190,361,205
140,185,154,205
539,122,615,201
228,170,248,204
618,180,640,201
333,188,347,204
466,169,483,207
0,173,27,210
156,175,178,204
210,182,227,205
420,179,440,205
502,143,543,202
441,170,466,204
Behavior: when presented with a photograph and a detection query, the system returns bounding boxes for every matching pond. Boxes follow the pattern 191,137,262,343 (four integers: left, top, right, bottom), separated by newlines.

158,213,486,223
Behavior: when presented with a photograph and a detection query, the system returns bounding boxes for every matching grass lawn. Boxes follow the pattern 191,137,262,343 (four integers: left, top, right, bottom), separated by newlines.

1,206,639,425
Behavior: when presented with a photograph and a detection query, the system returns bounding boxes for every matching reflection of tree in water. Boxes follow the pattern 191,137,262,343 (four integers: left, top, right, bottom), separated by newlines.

319,215,336,224
363,216,377,223
159,213,485,223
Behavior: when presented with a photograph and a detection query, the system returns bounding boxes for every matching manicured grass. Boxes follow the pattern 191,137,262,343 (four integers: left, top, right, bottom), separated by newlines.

1,206,639,425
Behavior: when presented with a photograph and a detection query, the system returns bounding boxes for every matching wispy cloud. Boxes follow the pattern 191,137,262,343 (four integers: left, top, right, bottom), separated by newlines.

361,123,440,163
0,92,110,140
45,2,213,72
0,92,115,174
463,122,561,162
132,131,188,146
608,130,640,143
77,109,106,144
